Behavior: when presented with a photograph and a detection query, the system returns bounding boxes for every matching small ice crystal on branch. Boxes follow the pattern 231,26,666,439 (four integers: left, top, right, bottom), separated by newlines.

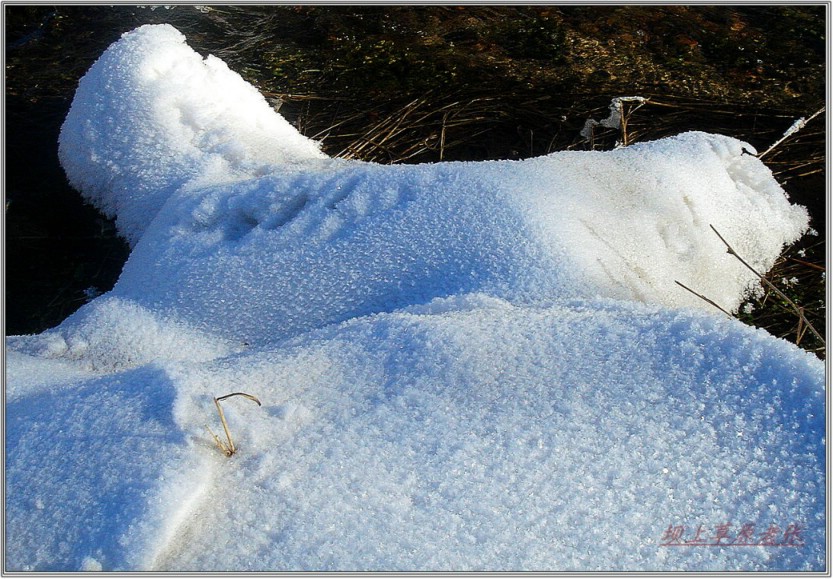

758,106,824,159
83,287,102,301
783,117,806,139
580,96,648,146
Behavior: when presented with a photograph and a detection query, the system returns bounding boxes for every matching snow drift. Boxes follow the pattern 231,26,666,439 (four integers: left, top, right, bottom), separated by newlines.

5,24,825,572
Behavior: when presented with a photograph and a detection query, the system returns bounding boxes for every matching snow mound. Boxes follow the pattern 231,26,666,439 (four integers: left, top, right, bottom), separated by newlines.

6,295,236,376
52,125,809,352
6,24,824,572
6,297,825,571
58,24,326,246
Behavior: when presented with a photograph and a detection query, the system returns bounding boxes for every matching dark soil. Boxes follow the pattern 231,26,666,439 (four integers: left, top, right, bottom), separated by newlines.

4,5,826,355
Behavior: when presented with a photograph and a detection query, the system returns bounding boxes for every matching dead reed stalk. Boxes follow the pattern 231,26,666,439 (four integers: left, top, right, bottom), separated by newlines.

710,224,824,347
208,392,263,457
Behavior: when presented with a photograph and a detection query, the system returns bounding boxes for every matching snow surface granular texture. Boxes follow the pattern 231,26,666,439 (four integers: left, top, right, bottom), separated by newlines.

57,24,326,247
5,24,825,572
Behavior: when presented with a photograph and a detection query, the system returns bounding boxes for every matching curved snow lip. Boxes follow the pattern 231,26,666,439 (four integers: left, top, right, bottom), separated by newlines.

6,295,237,376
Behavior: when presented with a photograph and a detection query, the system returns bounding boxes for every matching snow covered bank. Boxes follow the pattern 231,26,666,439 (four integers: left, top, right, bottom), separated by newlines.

6,24,824,572
6,296,825,571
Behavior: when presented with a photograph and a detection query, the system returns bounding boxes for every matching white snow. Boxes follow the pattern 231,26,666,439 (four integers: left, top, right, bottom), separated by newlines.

57,24,326,247
5,24,825,572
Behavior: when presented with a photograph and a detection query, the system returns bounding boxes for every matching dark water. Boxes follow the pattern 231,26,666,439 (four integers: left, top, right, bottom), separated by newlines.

4,5,825,353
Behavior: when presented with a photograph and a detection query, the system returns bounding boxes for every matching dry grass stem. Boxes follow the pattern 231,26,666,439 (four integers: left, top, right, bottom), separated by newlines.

619,98,649,147
674,280,733,317
710,224,825,347
208,392,263,457
757,106,825,160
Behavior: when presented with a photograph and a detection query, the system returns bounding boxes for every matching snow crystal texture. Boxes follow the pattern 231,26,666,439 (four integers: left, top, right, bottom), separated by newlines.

57,24,326,247
6,24,824,572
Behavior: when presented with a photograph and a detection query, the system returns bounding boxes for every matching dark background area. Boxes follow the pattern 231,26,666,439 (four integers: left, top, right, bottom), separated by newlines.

4,5,826,355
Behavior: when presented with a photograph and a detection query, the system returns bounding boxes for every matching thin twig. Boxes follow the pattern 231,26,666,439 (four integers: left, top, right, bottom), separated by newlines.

216,392,263,405
796,307,806,346
620,98,648,146
214,397,236,455
440,111,448,161
758,107,825,159
674,280,733,317
710,224,825,346
788,257,825,272
210,392,263,457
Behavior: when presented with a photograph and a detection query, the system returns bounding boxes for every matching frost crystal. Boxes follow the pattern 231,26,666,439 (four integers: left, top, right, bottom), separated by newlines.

782,117,807,139
580,96,647,142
